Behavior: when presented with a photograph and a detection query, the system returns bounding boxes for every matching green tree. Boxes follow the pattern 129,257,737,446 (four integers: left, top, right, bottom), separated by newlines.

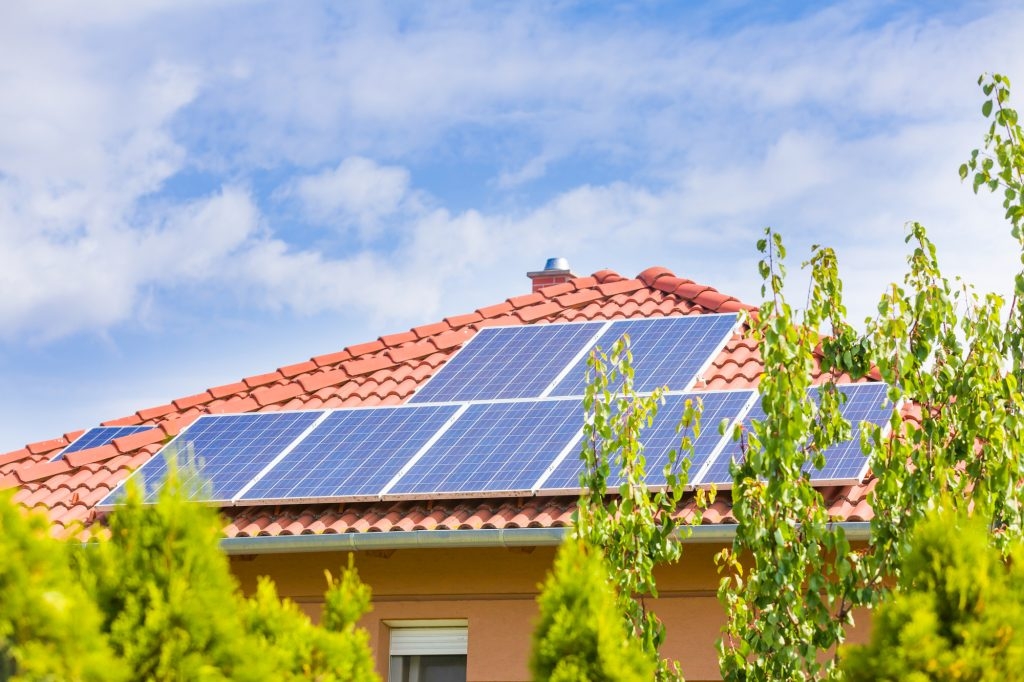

531,540,656,682
242,560,378,682
716,235,860,681
0,490,127,682
717,72,1024,680
77,465,380,682
572,336,708,679
841,508,1024,681
76,469,268,682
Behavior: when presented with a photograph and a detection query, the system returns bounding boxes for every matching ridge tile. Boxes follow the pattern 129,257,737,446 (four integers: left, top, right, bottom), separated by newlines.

208,381,248,399
411,321,449,339
243,371,283,389
347,340,386,357
26,437,70,456
379,330,417,347
311,349,352,367
278,360,317,378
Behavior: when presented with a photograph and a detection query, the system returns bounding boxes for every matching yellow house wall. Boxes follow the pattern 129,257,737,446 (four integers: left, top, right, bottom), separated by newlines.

229,543,870,682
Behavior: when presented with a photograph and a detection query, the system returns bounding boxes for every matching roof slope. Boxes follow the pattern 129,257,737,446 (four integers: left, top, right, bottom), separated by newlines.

0,267,873,538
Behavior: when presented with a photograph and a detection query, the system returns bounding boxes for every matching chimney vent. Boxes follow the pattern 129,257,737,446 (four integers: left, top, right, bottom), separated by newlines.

527,257,577,293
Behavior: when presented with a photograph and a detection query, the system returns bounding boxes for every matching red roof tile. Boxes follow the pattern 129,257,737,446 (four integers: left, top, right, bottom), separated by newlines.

26,437,70,456
2,266,877,539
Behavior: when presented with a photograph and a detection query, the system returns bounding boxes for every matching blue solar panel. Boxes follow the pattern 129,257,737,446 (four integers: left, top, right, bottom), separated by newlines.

538,390,755,492
548,314,738,397
386,399,584,496
51,425,157,462
409,322,604,403
697,383,892,486
98,411,325,506
238,404,461,504
811,383,891,482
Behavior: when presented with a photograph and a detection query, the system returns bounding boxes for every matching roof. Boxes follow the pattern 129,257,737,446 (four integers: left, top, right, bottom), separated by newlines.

0,266,874,539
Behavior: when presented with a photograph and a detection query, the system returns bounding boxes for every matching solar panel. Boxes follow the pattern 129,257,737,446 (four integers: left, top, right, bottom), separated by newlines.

385,398,585,497
98,411,326,506
408,322,605,403
237,404,462,505
50,425,157,462
547,314,738,397
697,383,892,487
810,383,892,482
537,390,756,492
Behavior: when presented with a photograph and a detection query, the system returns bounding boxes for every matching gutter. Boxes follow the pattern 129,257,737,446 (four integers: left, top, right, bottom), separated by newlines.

220,522,873,556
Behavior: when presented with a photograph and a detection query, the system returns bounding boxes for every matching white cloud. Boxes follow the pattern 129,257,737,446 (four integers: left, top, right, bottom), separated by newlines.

497,154,552,189
285,157,412,234
1,1,1023,345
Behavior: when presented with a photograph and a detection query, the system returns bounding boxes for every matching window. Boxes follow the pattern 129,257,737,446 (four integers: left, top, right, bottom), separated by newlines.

387,622,468,682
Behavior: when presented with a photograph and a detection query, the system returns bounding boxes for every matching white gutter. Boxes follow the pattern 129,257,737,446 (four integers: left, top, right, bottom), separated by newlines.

220,522,872,556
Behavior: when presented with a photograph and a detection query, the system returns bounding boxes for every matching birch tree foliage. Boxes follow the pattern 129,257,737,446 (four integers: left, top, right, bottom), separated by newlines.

716,234,859,681
717,73,1024,680
572,337,709,681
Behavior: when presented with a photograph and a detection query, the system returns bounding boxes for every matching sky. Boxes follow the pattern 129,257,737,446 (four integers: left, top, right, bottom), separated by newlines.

2,0,1023,453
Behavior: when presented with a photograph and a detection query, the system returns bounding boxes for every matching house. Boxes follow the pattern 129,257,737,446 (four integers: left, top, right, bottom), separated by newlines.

0,262,875,682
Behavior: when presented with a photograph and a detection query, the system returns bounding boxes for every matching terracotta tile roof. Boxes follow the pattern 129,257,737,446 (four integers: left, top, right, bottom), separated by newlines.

0,266,874,539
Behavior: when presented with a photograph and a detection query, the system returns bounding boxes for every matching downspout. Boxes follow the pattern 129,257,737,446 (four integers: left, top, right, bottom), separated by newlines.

220,522,872,556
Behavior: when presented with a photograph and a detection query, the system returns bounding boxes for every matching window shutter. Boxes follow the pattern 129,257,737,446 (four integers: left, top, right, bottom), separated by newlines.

389,627,468,656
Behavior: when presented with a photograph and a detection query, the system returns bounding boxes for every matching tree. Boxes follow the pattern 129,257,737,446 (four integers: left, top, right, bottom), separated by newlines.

531,540,656,682
716,236,861,681
241,560,377,682
76,468,268,681
570,336,709,679
0,490,127,682
75,464,380,682
841,507,1024,681
717,72,1024,680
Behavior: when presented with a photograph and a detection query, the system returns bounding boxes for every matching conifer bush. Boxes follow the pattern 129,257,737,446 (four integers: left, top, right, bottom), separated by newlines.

531,540,655,682
841,509,1024,681
0,490,126,682
0,465,380,682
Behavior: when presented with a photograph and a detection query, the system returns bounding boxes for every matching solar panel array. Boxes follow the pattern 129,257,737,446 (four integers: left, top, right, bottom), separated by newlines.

119,411,324,504
51,425,157,462
539,390,757,491
239,405,461,504
387,399,584,496
700,383,893,487
548,315,740,397
410,314,738,403
409,322,606,403
99,314,892,509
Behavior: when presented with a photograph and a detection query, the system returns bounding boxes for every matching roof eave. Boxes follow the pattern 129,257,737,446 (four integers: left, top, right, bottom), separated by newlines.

219,522,872,555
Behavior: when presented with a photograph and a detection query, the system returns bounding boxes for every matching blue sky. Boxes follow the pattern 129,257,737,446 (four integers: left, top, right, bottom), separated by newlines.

1,1,1022,453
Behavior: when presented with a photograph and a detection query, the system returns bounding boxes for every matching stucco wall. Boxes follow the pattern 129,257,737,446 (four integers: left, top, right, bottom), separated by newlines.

229,543,869,682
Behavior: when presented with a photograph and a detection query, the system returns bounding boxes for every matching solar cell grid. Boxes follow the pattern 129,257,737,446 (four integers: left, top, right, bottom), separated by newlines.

697,383,892,487
548,314,738,397
386,399,584,496
809,383,891,482
238,404,461,504
51,425,156,462
538,390,755,492
98,411,325,506
409,322,604,403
